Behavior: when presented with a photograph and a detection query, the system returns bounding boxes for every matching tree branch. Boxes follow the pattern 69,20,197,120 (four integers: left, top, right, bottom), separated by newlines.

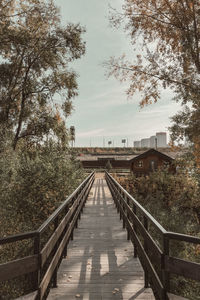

109,63,193,89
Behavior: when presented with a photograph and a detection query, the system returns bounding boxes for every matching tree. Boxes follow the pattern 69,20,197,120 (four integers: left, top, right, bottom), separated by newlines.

0,0,85,149
106,0,200,155
0,2,86,297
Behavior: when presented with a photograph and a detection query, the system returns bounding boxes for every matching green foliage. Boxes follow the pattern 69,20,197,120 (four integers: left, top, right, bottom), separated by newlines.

0,139,85,298
0,141,84,236
118,169,200,233
106,0,200,161
0,0,85,149
0,1,87,298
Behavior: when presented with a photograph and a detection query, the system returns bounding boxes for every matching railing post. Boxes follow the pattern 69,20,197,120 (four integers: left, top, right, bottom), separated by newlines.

75,195,79,229
112,180,117,208
70,195,75,241
162,234,170,299
81,184,85,212
63,205,69,258
34,233,41,297
118,187,122,220
52,216,59,288
122,192,126,229
133,204,137,258
143,216,149,288
127,196,130,240
82,182,87,201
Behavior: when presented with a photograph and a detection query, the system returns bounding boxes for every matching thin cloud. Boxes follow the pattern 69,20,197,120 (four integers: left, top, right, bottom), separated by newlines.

77,128,105,138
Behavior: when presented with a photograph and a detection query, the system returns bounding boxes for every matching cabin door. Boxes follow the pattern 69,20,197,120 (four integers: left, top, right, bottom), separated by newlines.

149,160,157,171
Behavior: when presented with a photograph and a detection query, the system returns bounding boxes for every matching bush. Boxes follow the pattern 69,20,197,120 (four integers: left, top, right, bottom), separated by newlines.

0,139,85,298
0,141,85,236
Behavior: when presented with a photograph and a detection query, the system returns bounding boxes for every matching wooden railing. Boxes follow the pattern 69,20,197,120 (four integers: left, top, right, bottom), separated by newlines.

106,172,200,300
0,172,95,300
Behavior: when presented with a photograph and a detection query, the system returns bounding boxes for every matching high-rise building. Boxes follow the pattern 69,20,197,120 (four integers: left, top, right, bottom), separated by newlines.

150,136,157,148
134,141,141,148
141,138,150,148
156,132,167,148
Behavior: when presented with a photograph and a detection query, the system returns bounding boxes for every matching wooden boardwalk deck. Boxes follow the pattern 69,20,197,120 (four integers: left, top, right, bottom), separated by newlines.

48,174,155,300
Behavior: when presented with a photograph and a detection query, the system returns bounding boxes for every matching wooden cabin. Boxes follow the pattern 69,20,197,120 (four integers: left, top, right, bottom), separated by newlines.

79,149,175,175
130,149,175,176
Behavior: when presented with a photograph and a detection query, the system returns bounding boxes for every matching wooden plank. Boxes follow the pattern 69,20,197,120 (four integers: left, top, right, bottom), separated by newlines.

70,196,85,229
126,218,165,299
111,184,162,266
166,232,200,244
48,175,155,300
40,184,90,297
41,180,90,267
39,224,72,299
119,195,163,265
0,255,38,281
41,208,73,267
168,293,188,300
165,256,200,281
0,231,36,245
15,291,37,300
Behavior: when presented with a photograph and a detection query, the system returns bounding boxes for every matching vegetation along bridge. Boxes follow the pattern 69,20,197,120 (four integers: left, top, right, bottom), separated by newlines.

0,173,200,300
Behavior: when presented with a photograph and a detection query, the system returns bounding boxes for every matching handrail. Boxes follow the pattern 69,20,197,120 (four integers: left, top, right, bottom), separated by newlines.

105,171,200,300
106,171,167,234
165,231,200,244
0,171,95,300
38,172,94,233
0,231,37,245
105,172,200,244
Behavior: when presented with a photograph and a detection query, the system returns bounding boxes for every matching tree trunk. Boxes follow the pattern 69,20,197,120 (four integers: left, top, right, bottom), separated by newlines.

13,95,25,150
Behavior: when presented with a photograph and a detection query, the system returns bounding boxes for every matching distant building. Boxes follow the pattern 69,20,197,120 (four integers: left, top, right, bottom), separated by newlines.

156,132,167,148
134,141,141,148
150,136,157,148
141,138,150,148
79,149,175,174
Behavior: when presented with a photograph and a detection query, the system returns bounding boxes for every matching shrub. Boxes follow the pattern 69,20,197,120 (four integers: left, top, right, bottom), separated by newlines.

0,139,85,298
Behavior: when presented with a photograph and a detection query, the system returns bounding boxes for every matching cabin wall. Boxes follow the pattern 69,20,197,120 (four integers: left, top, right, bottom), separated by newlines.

131,154,173,176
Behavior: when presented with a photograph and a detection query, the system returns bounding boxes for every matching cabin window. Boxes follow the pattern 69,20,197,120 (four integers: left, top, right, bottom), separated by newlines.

150,160,157,171
163,161,170,168
135,160,143,168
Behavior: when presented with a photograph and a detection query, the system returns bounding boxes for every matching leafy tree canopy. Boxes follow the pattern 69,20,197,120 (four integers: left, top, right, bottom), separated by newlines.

0,0,85,149
106,0,200,157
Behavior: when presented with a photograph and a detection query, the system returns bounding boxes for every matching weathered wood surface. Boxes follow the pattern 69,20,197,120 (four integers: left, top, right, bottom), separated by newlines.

48,173,187,300
48,173,154,299
15,291,37,300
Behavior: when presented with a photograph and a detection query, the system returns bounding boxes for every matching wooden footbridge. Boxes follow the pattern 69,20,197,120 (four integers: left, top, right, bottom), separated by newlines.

0,172,200,300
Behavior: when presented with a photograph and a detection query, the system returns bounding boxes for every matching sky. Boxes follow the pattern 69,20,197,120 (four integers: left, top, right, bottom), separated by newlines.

57,0,182,147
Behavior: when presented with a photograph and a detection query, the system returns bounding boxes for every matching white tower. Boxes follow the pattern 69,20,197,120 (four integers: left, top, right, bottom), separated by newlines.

150,136,157,148
156,132,167,148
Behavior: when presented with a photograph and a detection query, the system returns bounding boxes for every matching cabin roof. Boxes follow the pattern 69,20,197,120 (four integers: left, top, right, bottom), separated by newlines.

129,148,174,162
